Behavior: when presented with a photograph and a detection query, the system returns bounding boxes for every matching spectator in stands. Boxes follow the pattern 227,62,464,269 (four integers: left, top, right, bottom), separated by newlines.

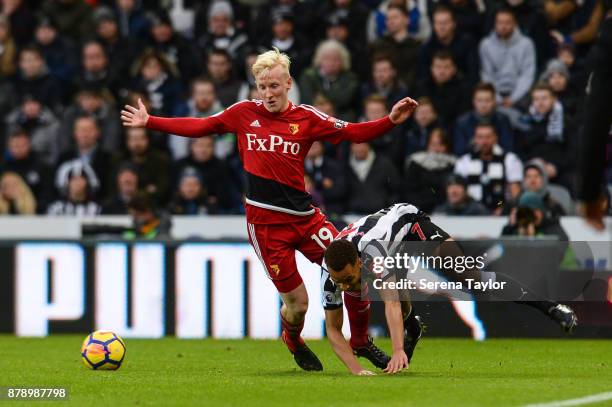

168,167,215,215
59,88,121,154
0,0,35,47
112,127,170,205
49,160,101,216
170,78,225,160
261,10,311,79
436,0,485,40
486,0,553,72
94,7,140,86
362,95,406,170
124,192,171,239
12,46,63,113
415,50,471,127
33,17,76,84
324,12,369,81
0,171,36,215
403,128,457,212
522,159,566,218
404,96,440,156
172,135,240,214
361,55,408,108
147,9,202,83
300,39,359,121
251,0,317,43
0,129,53,212
40,0,93,43
206,48,243,108
304,173,325,210
370,4,420,90
101,163,140,215
453,82,514,156
367,0,432,43
479,8,536,108
539,59,579,124
305,140,347,216
501,191,568,239
75,41,123,101
434,174,490,215
131,50,182,118
346,142,400,214
419,5,479,86
455,123,523,214
196,1,248,59
548,0,604,57
114,0,150,40
5,95,60,166
518,83,572,188
0,15,17,77
317,0,370,44
56,115,112,198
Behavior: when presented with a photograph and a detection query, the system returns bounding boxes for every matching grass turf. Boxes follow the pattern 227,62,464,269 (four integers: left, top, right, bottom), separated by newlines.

1,336,611,407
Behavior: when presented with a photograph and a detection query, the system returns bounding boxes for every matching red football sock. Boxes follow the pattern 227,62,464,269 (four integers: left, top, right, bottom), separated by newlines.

280,313,305,353
344,290,370,349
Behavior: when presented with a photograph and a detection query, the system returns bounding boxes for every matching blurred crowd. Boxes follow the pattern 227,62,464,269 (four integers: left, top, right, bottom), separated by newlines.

0,0,610,221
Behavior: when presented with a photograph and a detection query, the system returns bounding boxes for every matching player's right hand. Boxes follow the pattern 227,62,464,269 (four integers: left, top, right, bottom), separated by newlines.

121,98,150,128
383,350,408,374
356,369,376,376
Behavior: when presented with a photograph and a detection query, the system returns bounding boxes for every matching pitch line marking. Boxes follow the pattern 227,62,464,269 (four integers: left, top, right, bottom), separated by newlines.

523,391,612,407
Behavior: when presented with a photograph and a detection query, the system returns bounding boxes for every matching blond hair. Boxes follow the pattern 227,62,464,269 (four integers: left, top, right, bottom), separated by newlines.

0,172,36,215
251,47,291,79
313,40,351,71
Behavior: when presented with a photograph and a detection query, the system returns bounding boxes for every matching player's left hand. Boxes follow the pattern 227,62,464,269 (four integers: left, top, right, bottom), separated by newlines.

389,97,418,124
383,350,408,374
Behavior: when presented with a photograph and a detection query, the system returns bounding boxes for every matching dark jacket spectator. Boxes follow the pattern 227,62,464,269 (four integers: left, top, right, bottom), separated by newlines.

168,167,217,215
196,1,248,60
522,159,566,218
12,46,63,113
305,141,347,216
205,48,244,108
369,5,420,90
111,127,170,205
501,191,569,240
453,82,514,155
114,0,150,40
74,41,124,101
404,97,441,156
431,0,485,40
56,116,112,199
1,0,36,47
415,50,471,127
361,55,409,108
101,164,140,215
317,0,371,44
172,135,241,214
0,130,53,212
33,17,77,84
361,95,406,170
346,142,400,214
419,5,480,85
404,128,456,213
434,174,490,215
5,97,60,166
40,0,94,43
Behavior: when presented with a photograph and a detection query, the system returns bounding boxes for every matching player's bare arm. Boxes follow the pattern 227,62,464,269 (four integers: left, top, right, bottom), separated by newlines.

382,299,408,374
121,98,150,128
324,308,374,376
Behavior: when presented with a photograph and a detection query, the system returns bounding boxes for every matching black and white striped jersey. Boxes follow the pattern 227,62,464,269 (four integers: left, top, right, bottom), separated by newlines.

321,203,450,310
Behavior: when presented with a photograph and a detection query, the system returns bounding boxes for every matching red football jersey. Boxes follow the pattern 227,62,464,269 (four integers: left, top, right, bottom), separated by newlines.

146,99,395,224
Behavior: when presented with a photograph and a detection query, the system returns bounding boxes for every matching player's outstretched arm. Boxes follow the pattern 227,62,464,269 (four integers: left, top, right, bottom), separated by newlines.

324,309,374,376
121,98,234,138
382,299,408,374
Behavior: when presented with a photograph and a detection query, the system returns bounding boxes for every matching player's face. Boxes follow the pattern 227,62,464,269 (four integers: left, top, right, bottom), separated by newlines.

255,65,292,113
330,259,362,291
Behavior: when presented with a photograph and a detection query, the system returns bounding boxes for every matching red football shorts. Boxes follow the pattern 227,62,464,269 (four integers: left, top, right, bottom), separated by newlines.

246,208,339,293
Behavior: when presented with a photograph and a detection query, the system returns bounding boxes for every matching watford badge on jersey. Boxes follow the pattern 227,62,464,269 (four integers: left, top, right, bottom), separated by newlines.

270,265,281,275
289,123,299,134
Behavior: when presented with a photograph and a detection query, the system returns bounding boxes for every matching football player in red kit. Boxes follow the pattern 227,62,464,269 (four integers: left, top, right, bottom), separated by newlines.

121,48,418,374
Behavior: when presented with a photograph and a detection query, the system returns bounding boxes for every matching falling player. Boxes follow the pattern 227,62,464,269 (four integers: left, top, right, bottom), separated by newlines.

121,48,418,373
323,203,578,374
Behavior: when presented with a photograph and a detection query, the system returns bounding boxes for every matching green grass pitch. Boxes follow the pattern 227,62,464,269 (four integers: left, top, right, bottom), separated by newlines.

1,336,611,407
